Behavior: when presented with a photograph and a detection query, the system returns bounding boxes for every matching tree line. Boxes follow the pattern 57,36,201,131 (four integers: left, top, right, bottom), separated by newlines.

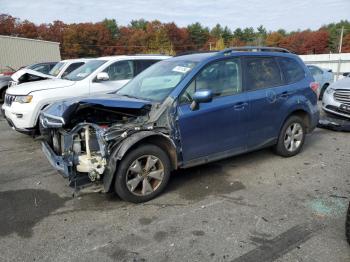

1,14,350,58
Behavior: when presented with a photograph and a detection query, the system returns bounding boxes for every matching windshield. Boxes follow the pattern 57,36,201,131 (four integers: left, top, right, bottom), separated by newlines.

64,60,107,81
49,62,65,76
117,60,197,101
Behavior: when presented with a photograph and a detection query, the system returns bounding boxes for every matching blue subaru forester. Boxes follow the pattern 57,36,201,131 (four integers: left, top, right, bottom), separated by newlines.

40,47,319,203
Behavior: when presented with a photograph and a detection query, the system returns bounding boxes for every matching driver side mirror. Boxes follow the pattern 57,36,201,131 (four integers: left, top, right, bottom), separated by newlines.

190,90,213,111
96,72,109,81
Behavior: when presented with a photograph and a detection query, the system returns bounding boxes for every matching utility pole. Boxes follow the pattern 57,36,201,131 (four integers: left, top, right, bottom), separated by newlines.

339,26,344,53
336,26,345,80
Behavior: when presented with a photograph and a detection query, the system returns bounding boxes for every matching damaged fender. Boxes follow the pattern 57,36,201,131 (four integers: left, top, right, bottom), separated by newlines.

103,130,177,192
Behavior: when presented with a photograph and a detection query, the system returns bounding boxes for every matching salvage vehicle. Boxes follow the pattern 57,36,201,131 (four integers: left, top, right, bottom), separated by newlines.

9,59,88,87
40,47,319,203
2,55,169,135
322,76,350,119
306,65,334,100
0,62,57,102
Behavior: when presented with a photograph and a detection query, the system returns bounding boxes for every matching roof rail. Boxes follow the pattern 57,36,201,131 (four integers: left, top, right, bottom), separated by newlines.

133,53,168,56
220,46,292,54
175,50,217,57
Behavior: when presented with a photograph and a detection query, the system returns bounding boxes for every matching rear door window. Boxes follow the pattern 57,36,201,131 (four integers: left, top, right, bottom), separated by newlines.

245,57,283,91
62,62,85,77
103,60,134,81
134,60,160,75
279,57,305,84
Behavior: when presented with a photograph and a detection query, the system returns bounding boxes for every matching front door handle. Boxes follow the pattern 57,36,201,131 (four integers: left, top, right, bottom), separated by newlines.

233,102,248,110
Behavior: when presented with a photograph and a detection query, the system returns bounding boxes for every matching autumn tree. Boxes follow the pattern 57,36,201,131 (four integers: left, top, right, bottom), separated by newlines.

0,14,17,35
0,13,347,58
265,32,284,47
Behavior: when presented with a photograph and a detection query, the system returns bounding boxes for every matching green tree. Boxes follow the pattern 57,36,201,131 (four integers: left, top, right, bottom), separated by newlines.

102,18,119,38
222,26,233,43
211,23,224,39
187,22,209,48
129,19,148,30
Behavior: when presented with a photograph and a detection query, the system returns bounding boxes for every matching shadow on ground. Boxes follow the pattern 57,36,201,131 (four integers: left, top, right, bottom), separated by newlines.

0,189,70,238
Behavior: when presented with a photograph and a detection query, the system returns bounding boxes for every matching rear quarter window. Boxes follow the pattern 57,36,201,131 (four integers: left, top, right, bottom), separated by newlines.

245,56,283,90
278,57,305,84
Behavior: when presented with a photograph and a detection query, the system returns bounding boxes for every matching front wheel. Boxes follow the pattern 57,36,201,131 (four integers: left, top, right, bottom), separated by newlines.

274,116,306,157
114,144,171,203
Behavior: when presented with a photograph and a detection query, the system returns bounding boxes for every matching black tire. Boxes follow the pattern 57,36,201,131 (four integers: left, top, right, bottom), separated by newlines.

346,202,350,245
0,87,6,103
114,144,171,203
319,84,329,100
274,115,306,157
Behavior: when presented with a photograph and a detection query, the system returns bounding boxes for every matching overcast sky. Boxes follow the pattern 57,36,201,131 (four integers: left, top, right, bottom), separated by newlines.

1,0,349,31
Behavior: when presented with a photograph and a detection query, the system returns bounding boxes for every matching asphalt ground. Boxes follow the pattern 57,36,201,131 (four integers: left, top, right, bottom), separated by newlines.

0,111,350,262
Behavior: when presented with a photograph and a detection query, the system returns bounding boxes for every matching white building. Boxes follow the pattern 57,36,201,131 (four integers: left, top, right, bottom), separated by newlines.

0,35,61,71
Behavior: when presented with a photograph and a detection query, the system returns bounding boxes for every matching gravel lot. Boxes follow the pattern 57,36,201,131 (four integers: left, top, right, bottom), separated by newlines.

0,111,350,262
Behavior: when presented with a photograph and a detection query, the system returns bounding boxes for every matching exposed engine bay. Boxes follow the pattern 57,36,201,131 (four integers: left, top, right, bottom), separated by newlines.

40,96,176,192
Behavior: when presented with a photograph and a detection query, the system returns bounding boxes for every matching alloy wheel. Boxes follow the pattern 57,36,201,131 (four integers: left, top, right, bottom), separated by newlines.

126,155,164,196
284,122,303,152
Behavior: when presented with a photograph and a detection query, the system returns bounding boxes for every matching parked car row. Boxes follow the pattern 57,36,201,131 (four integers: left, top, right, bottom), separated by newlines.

2,55,169,135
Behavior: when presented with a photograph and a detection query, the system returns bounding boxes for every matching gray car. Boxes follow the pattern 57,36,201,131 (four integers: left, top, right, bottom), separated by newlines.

0,75,12,101
322,76,350,119
307,65,334,100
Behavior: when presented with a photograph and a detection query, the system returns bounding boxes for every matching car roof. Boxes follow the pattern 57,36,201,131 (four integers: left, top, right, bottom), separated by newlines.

171,52,218,62
95,55,170,61
60,58,93,63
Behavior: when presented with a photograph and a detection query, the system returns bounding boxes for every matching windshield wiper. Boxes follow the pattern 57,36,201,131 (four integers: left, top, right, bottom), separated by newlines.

120,94,139,99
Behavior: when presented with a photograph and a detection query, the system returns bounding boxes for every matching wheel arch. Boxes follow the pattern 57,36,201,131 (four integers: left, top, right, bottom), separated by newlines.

284,109,311,133
117,132,178,170
103,131,178,192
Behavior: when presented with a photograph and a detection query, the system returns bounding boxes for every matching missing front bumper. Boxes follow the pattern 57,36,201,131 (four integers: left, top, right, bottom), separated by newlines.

41,141,71,177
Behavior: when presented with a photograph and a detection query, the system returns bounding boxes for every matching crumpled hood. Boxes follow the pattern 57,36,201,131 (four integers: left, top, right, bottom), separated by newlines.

6,79,76,95
42,94,152,126
330,77,350,90
11,68,56,82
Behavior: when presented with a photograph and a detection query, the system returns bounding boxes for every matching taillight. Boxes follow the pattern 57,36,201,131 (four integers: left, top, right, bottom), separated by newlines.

310,82,319,94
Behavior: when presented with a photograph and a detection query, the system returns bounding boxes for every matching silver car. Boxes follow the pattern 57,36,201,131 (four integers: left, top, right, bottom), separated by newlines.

322,76,350,119
307,65,334,100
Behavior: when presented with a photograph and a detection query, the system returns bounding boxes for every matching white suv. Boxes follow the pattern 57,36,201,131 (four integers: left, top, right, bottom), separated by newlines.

2,55,169,134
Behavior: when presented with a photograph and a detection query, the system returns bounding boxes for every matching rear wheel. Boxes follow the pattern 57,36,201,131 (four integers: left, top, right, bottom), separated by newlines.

274,116,306,157
114,144,171,203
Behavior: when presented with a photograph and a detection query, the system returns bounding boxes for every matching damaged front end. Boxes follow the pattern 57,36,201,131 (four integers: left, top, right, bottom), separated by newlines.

40,95,176,193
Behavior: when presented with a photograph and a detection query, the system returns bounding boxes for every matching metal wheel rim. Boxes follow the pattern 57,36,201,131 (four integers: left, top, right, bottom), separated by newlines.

126,155,164,196
284,122,303,152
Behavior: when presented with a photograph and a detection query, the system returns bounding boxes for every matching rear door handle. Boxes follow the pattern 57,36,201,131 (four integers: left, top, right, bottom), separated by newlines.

279,91,289,99
233,102,248,110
